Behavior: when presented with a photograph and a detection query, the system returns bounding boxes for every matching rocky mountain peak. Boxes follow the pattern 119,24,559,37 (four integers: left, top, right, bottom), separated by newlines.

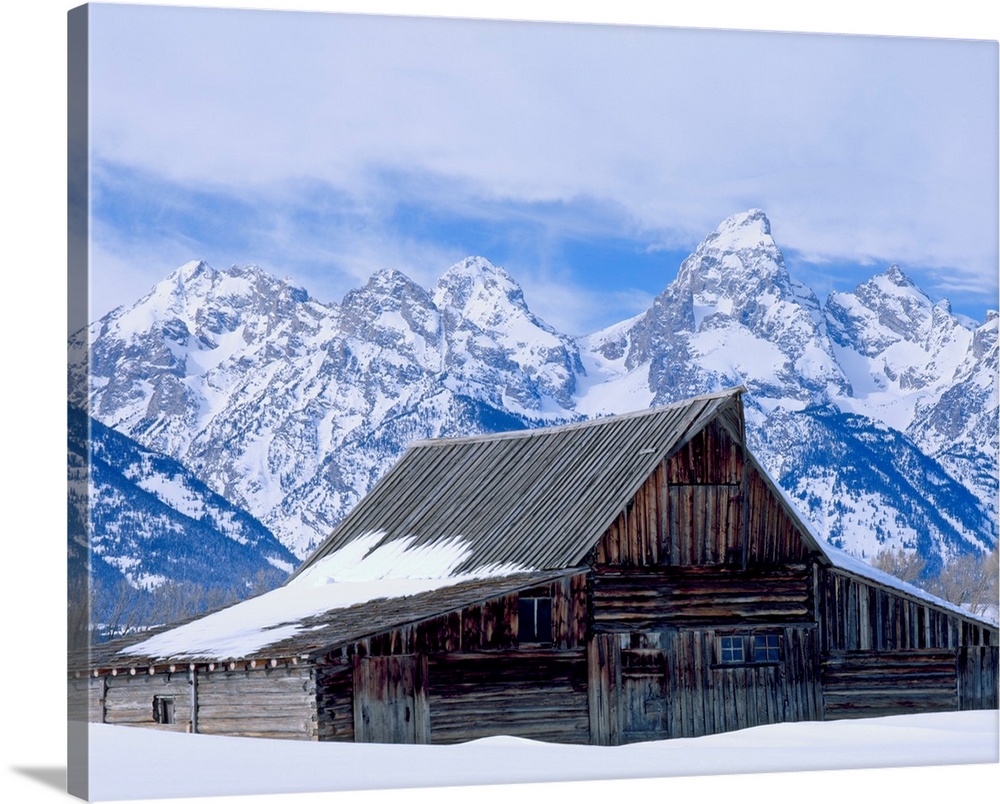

672,209,792,301
883,264,913,287
825,265,938,356
172,258,212,282
431,257,583,408
707,207,772,245
339,268,439,353
356,267,425,297
618,210,845,409
433,256,527,319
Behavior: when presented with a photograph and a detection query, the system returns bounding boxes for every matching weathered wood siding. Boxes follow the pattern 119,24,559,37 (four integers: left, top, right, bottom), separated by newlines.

668,627,821,739
595,421,809,568
102,672,192,731
587,634,622,746
313,574,589,743
427,650,589,744
958,647,999,710
821,650,959,719
319,574,588,661
69,676,104,724
353,654,430,744
195,667,318,740
817,569,999,717
316,663,354,742
587,626,822,744
816,568,993,652
743,470,810,566
591,564,812,630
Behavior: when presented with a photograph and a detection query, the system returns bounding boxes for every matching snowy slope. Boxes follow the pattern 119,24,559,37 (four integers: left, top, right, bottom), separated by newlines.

68,403,297,626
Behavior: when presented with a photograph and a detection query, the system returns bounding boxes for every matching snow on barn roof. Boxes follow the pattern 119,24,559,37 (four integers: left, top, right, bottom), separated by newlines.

94,531,574,665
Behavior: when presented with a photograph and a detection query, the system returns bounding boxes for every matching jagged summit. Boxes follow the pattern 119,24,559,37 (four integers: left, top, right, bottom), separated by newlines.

439,254,513,279
617,209,844,410
434,256,528,318
150,260,311,311
432,256,583,409
353,267,423,295
708,207,772,242
883,264,913,286
342,268,433,317
682,209,783,277
171,258,212,280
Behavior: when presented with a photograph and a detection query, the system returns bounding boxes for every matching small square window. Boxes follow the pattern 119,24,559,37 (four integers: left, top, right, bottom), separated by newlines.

719,635,744,663
518,597,552,643
753,634,781,663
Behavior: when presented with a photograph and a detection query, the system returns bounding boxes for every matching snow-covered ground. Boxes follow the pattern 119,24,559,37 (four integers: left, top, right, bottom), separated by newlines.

71,710,1000,803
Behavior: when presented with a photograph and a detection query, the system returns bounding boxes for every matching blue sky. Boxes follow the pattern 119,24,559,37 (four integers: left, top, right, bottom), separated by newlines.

85,2,999,335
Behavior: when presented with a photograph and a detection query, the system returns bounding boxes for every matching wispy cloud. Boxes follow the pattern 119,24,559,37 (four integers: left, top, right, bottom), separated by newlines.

86,4,999,327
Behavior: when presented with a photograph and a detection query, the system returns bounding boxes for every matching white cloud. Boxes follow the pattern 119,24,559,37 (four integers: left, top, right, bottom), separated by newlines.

83,3,998,325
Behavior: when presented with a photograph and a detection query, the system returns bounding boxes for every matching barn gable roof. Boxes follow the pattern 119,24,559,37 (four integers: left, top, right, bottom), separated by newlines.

293,387,750,580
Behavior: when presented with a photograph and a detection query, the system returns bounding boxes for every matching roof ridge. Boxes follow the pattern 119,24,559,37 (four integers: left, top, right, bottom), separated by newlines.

407,386,747,448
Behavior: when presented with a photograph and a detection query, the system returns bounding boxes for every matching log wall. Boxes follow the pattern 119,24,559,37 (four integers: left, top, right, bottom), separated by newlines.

821,650,959,719
316,662,355,742
427,650,589,744
193,666,317,740
102,671,192,732
817,569,999,718
591,564,812,630
69,676,103,724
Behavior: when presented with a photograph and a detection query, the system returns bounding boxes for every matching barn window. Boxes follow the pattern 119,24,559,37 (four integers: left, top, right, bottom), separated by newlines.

719,635,744,663
518,597,552,643
153,696,175,724
753,634,781,662
717,634,782,665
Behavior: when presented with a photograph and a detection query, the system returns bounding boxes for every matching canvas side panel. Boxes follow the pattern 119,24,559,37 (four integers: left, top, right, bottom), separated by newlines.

67,5,91,800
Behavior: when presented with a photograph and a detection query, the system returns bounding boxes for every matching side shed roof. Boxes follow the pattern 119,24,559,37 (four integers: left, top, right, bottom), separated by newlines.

86,569,580,667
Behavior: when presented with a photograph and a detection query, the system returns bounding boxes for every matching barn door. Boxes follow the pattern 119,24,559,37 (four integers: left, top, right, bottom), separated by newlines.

621,648,669,742
352,654,430,744
589,635,670,745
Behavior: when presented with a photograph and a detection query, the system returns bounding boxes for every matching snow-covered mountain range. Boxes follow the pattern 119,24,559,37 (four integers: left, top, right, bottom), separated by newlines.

69,210,998,589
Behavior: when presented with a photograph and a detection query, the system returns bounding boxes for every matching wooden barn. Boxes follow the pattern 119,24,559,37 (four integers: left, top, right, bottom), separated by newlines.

70,387,999,745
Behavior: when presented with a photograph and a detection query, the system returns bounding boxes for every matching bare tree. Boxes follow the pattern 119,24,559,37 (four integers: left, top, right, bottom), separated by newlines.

927,545,999,620
871,546,927,585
